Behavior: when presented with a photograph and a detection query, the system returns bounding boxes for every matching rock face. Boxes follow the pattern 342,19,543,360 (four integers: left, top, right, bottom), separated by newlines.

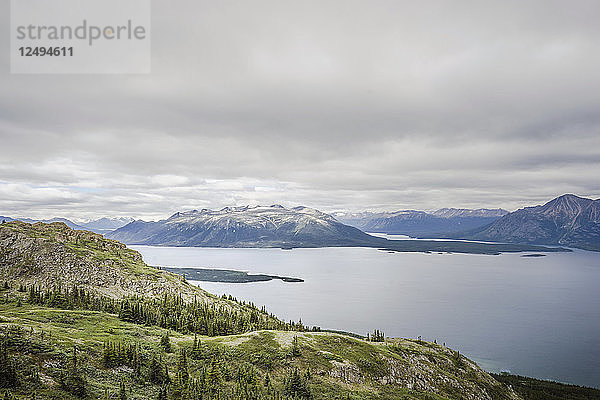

108,205,377,247
336,208,508,237
0,221,210,300
466,194,600,251
293,333,522,400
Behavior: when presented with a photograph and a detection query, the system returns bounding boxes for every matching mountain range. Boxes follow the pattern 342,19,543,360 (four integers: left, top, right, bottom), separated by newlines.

6,194,595,252
335,208,508,237
463,194,600,251
0,216,87,231
107,204,566,255
80,216,135,233
108,205,378,247
336,195,599,251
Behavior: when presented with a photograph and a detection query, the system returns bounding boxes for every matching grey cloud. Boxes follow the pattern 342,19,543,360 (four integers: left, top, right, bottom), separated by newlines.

1,0,599,219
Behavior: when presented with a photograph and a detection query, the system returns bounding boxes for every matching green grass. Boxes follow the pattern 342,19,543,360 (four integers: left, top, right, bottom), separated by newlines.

0,302,516,400
0,221,530,399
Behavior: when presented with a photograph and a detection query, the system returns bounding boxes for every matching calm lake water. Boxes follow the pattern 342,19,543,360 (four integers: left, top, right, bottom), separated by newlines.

132,244,600,388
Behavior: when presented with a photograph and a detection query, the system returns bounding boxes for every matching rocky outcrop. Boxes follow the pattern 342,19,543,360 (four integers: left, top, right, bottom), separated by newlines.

266,332,522,400
0,221,211,300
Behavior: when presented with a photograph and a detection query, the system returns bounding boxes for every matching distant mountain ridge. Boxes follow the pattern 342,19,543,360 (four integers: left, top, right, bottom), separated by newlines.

464,194,600,251
108,205,378,247
0,215,134,234
107,204,567,255
336,208,509,237
431,208,508,218
81,217,135,233
0,216,87,231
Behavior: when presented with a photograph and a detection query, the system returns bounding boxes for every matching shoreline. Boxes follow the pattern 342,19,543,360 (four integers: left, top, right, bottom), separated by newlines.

160,266,304,283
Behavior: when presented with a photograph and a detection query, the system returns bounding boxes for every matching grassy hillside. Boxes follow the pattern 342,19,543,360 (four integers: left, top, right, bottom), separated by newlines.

0,300,520,400
0,221,523,399
0,221,213,300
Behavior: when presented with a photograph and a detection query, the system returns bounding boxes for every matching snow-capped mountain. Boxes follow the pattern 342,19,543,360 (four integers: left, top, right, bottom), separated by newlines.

107,205,377,247
336,208,508,237
430,208,508,219
466,194,600,251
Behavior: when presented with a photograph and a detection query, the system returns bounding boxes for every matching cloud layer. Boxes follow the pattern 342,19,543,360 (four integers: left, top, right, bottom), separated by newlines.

1,0,599,220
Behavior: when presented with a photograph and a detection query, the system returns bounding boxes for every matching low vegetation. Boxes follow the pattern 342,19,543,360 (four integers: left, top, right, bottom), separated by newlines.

0,221,588,399
491,373,600,400
0,297,520,400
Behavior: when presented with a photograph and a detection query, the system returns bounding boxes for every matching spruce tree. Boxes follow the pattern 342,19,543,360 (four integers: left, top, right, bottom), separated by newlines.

164,364,171,384
148,352,165,384
284,367,310,399
173,348,189,395
0,341,18,388
119,377,127,400
160,332,171,353
61,348,86,397
191,334,203,359
206,360,223,396
291,335,301,357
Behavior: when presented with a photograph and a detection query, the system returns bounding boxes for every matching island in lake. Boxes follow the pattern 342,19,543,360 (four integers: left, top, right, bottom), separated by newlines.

161,266,304,283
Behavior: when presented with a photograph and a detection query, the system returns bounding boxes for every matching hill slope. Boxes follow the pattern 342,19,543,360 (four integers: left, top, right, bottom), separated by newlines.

466,194,600,251
0,220,210,300
0,216,87,231
0,221,524,399
0,216,135,234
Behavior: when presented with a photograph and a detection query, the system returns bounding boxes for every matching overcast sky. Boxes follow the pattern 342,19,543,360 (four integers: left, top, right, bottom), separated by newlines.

1,0,599,221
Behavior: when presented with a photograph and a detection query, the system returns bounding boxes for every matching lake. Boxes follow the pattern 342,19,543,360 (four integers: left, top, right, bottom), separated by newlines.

132,244,600,388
